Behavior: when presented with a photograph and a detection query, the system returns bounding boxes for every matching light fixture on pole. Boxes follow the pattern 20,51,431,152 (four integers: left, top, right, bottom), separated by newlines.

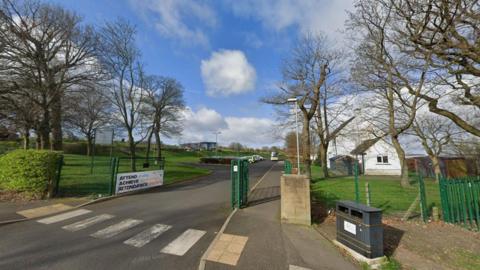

287,97,300,175
213,131,221,156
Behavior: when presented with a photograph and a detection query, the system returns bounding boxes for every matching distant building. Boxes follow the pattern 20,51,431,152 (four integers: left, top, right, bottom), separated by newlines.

406,155,477,178
180,142,217,151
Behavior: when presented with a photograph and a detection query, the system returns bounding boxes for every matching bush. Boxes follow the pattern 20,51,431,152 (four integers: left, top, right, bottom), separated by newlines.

0,150,62,198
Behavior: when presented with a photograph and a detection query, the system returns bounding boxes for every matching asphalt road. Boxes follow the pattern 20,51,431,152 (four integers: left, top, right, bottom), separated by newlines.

0,160,276,270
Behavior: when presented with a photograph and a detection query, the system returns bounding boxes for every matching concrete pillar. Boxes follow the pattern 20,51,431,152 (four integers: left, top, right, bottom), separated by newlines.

280,174,311,226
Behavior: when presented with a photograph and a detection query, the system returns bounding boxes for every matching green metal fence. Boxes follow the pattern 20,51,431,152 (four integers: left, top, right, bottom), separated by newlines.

439,176,480,231
284,160,292,174
56,155,165,197
231,159,249,209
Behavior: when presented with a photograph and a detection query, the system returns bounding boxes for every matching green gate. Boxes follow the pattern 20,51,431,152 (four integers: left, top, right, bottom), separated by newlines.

284,160,292,174
231,159,249,209
439,176,480,231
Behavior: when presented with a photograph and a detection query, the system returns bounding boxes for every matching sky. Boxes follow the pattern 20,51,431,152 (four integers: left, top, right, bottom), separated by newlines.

44,0,355,147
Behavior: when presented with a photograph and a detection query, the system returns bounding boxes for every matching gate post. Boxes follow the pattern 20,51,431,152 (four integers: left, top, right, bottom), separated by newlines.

231,159,249,209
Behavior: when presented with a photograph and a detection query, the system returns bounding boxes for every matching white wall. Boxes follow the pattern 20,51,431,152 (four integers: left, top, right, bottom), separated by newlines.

363,140,401,176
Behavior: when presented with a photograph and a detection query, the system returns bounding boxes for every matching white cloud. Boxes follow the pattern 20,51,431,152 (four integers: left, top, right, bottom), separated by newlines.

182,107,227,133
129,0,216,47
227,0,354,40
178,107,281,147
201,50,256,97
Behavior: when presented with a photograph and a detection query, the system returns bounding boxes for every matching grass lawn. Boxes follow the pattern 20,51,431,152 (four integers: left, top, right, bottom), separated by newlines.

58,152,211,196
311,165,441,215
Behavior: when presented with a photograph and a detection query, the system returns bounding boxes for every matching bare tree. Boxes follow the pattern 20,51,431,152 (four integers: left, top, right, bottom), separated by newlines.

0,94,39,149
411,113,457,182
348,0,429,186
142,75,185,160
0,0,100,150
386,0,480,136
313,59,356,178
63,86,112,156
98,19,146,171
263,34,331,179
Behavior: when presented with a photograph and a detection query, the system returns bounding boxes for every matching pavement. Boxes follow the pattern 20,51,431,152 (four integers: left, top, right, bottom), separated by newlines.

0,161,274,270
204,162,358,270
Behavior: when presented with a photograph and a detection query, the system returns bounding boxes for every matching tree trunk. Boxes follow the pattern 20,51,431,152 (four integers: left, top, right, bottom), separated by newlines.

391,135,409,187
23,130,30,150
155,131,162,159
145,129,153,162
86,135,93,156
39,108,50,149
128,130,136,171
302,114,312,179
431,155,441,183
319,143,329,178
50,94,63,150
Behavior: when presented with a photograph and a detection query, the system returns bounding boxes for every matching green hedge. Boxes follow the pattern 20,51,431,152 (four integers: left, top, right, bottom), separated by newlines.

0,150,62,197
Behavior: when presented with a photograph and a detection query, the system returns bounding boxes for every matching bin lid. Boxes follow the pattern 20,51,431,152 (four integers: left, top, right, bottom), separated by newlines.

336,200,382,213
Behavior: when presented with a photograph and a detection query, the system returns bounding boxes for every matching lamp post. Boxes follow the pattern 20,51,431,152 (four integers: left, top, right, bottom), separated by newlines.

213,131,221,156
287,98,300,175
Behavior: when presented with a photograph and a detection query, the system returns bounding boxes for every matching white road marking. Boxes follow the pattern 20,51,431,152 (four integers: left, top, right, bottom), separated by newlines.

37,209,92,224
62,214,114,232
161,229,206,256
124,224,172,248
91,219,143,239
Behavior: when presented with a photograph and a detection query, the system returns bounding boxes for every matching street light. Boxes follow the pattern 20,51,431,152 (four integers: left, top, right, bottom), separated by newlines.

213,131,221,157
287,97,300,175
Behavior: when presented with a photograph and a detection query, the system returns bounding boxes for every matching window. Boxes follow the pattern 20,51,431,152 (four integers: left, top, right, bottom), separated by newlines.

377,155,389,164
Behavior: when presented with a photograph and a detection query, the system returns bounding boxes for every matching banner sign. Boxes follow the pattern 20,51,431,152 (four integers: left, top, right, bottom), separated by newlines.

115,170,164,194
95,129,114,145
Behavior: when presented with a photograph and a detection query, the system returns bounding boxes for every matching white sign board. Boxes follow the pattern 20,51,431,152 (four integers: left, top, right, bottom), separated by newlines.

115,170,164,194
95,129,114,145
344,220,357,235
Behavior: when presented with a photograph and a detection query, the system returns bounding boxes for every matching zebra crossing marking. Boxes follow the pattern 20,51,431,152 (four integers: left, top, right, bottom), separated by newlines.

37,209,92,224
91,219,143,239
124,224,172,248
161,229,206,256
62,214,115,232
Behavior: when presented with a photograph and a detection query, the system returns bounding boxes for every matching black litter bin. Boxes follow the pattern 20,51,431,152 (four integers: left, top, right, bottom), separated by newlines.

336,200,383,258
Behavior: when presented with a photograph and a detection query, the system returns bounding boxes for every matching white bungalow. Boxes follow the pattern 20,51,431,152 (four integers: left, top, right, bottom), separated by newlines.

328,136,402,176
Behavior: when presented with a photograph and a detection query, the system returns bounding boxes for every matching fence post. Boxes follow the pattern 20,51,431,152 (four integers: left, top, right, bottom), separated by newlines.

231,160,238,209
109,157,118,196
53,155,64,197
366,182,371,206
471,176,480,231
418,173,428,223
354,160,360,203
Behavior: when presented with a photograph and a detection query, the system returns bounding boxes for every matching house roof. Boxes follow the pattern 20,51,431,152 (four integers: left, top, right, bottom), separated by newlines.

350,137,382,155
329,155,355,161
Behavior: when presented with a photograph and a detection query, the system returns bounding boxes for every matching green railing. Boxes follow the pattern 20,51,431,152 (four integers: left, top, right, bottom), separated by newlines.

284,160,292,174
439,176,480,231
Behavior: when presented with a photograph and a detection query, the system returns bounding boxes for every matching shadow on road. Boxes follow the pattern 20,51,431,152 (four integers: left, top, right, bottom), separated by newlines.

248,186,280,207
